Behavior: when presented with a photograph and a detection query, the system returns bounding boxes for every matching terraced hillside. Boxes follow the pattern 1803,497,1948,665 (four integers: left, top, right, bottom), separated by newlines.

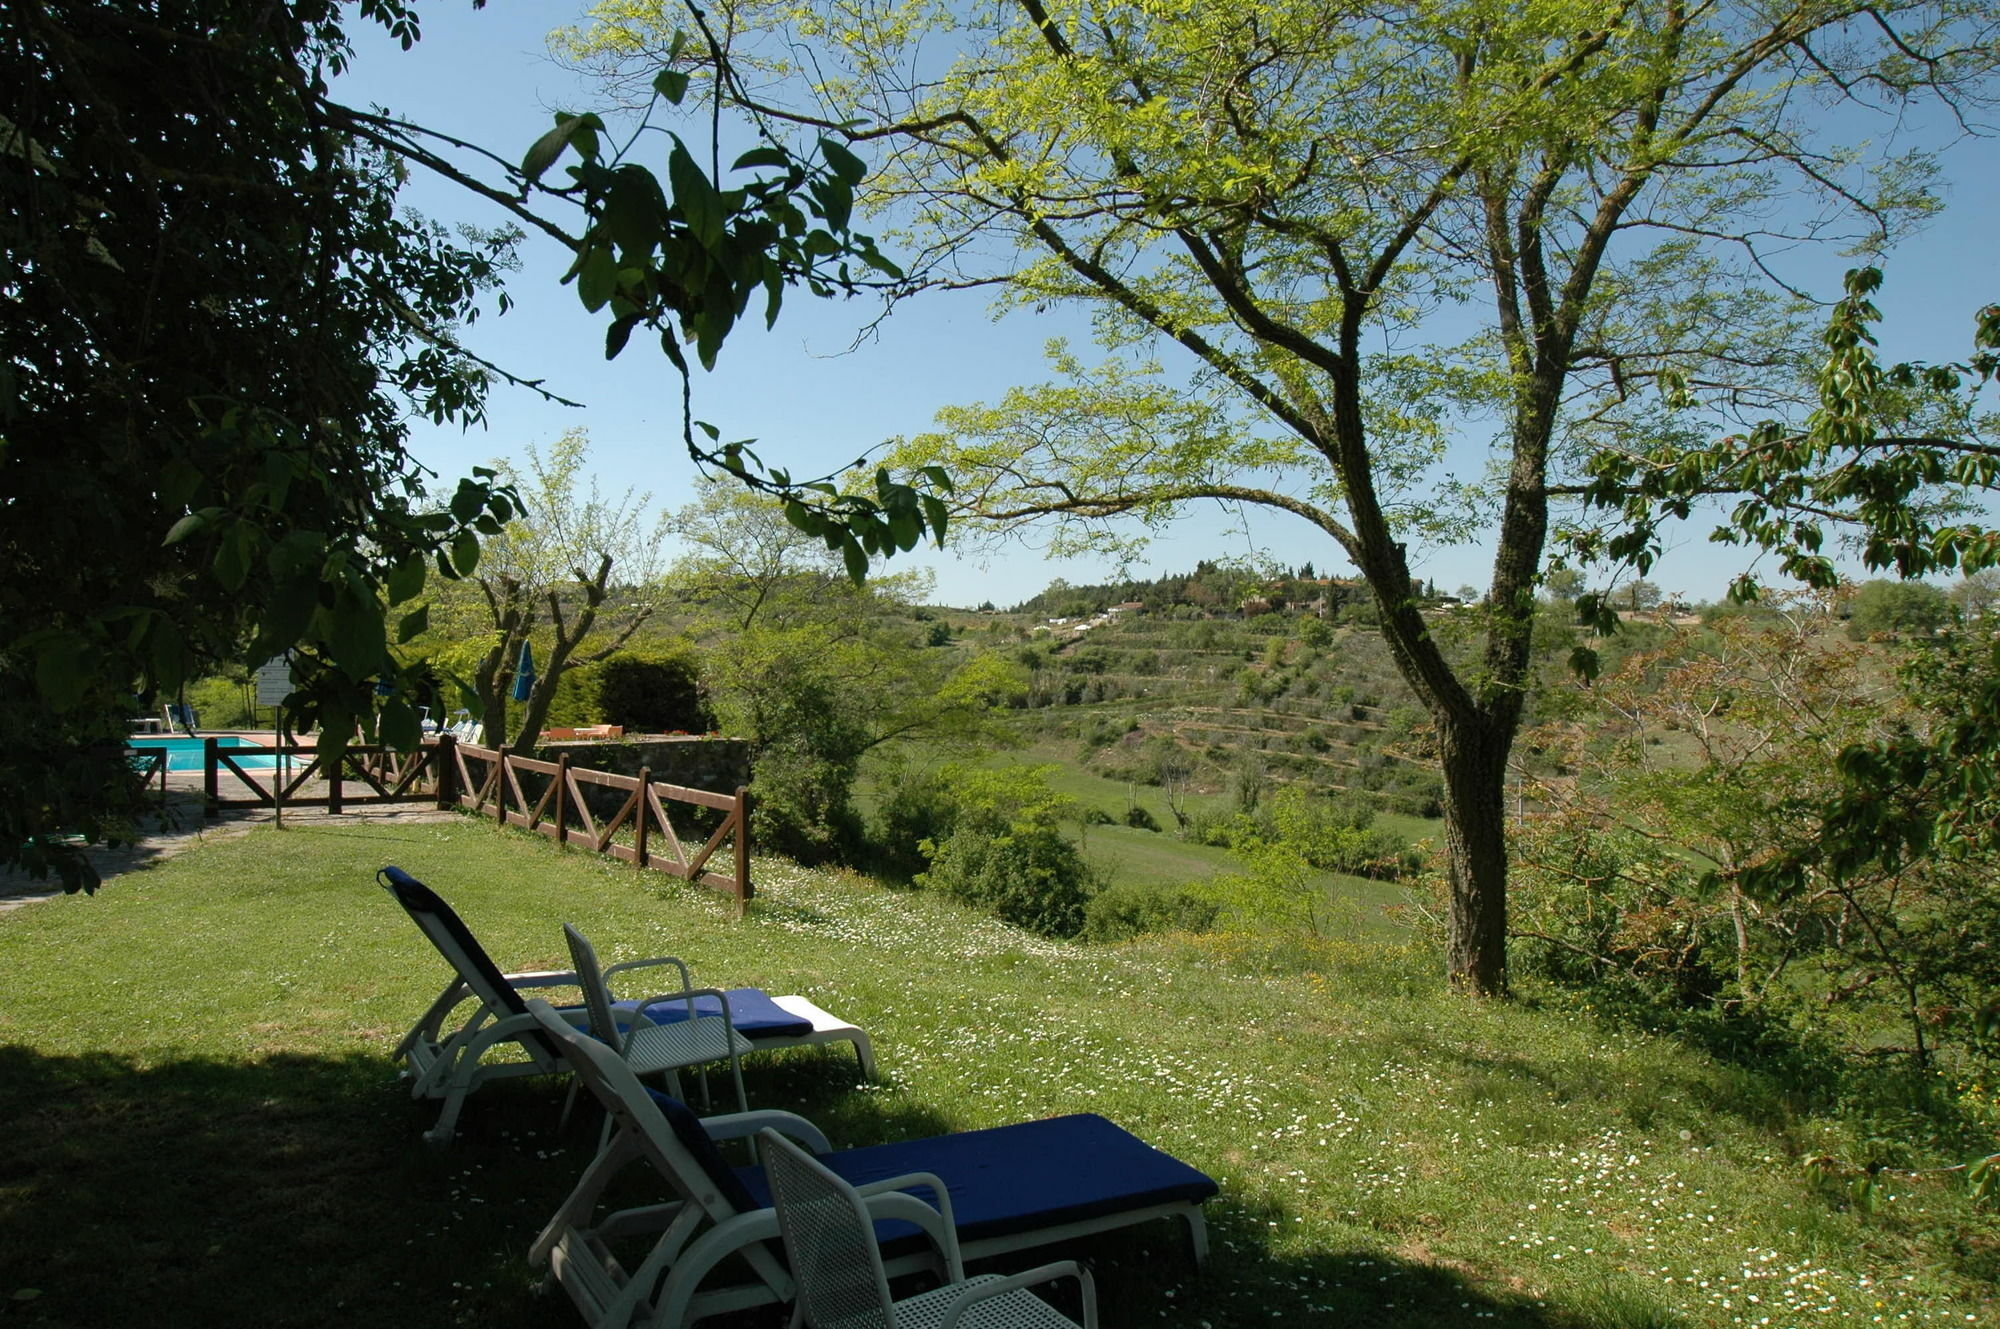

999,608,1448,816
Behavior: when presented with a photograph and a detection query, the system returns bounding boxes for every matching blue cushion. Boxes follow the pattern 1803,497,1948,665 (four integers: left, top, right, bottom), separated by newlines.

733,1114,1218,1255
616,988,813,1040
645,1089,759,1213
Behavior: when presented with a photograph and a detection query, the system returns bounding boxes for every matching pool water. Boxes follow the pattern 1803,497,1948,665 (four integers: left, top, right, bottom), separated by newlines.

129,735,281,772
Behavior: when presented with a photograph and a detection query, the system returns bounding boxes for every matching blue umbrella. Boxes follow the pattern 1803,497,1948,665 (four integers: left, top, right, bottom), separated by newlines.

512,640,537,701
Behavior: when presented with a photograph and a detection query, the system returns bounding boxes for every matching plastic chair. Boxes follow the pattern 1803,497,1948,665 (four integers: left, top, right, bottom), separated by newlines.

760,1126,1099,1328
521,1000,1212,1329
563,922,751,1128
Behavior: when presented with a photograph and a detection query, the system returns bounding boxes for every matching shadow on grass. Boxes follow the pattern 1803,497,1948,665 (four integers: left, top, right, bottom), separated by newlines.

0,1045,1684,1329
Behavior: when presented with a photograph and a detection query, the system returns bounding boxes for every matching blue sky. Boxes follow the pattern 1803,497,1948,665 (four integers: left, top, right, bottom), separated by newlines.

338,3,1999,608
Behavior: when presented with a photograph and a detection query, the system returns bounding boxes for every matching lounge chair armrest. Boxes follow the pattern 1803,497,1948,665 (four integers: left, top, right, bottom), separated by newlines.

697,1109,831,1153
939,1260,1098,1329
859,1187,962,1278
629,986,738,1025
852,1170,954,1223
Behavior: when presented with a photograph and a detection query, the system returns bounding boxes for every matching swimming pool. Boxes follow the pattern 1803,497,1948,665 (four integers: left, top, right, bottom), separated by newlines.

129,735,280,772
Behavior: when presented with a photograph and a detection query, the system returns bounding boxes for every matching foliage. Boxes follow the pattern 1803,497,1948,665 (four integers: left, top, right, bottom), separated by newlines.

594,648,710,733
0,0,519,886
1192,787,1418,937
579,0,1998,990
420,430,666,750
1080,879,1221,943
1847,578,1952,640
673,488,1027,862
1512,606,2000,1077
915,764,1100,937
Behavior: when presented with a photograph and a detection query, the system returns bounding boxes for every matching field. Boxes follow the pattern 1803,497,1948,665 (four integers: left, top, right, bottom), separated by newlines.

2,814,1993,1328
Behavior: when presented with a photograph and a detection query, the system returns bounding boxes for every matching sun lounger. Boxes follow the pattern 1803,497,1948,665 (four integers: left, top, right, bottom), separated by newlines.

522,999,1215,1328
378,868,875,1143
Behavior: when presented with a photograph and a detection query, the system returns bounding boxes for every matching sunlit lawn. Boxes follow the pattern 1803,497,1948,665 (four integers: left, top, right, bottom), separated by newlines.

1,815,1992,1327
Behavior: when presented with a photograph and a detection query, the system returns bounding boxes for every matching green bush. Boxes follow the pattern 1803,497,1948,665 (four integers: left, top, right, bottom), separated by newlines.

1123,804,1161,831
183,674,261,730
1081,880,1221,942
752,737,864,867
596,649,709,733
871,764,960,882
914,765,1098,937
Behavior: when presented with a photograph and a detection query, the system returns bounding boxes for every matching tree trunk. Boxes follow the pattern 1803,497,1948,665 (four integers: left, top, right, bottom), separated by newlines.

1437,715,1512,995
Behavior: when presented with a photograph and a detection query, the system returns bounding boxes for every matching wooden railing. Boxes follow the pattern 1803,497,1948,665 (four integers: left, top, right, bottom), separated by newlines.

192,733,753,909
125,747,169,814
434,736,752,912
202,738,439,815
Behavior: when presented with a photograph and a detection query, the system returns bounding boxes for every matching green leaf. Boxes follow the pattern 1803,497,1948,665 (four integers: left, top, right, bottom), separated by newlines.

667,140,724,251
385,555,426,605
522,116,588,183
652,68,690,104
450,529,480,577
32,633,88,712
379,697,420,752
163,512,207,545
733,146,791,172
212,522,254,592
818,137,867,185
605,313,640,361
576,245,618,313
449,477,485,525
841,536,869,584
396,605,429,643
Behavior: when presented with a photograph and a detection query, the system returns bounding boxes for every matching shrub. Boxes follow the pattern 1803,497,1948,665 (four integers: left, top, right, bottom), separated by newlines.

752,738,864,867
871,764,961,882
1081,881,1221,942
596,649,709,733
914,765,1098,937
1123,804,1160,831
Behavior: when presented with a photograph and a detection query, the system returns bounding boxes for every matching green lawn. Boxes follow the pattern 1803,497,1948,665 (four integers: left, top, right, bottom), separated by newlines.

1,816,1992,1327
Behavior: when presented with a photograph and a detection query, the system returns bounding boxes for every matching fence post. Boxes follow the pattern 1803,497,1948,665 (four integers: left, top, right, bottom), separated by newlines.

203,738,218,818
328,741,343,816
434,734,457,809
495,747,508,826
734,785,753,913
554,753,570,845
633,767,650,871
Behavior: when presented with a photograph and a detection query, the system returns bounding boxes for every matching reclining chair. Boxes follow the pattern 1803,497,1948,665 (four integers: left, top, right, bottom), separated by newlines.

378,867,876,1143
523,999,1215,1329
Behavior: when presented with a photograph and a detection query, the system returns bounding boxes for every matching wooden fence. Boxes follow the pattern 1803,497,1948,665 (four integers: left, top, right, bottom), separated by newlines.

201,738,439,816
193,734,751,910
434,737,752,912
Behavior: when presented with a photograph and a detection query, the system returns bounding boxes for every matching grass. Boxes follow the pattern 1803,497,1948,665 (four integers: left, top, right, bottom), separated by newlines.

2,816,1994,1328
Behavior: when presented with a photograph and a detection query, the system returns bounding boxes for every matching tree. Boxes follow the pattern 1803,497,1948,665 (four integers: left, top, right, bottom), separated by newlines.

1514,603,1999,1071
1,0,515,886
423,430,666,751
1621,580,1665,614
1847,578,1951,640
1539,567,1588,605
3,0,947,886
573,0,1999,991
667,476,864,631
674,489,1028,861
1949,569,2000,621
